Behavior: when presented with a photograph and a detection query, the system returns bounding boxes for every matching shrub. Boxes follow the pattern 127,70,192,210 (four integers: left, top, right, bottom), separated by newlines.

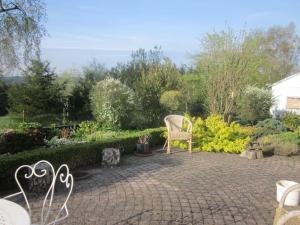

0,129,45,154
44,136,85,148
263,132,300,156
0,127,165,190
7,60,62,116
16,122,42,131
237,86,273,123
160,90,184,114
90,78,140,129
171,114,250,153
74,121,99,138
253,118,287,139
282,113,300,131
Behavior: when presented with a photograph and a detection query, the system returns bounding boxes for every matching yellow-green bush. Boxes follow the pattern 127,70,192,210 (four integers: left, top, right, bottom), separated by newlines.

170,114,250,153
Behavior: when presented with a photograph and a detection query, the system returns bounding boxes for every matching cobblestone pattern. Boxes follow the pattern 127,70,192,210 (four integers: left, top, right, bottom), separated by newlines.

29,150,300,224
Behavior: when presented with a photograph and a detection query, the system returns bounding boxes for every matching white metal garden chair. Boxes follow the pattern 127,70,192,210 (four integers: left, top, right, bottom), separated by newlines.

163,115,192,154
273,183,300,225
3,160,74,225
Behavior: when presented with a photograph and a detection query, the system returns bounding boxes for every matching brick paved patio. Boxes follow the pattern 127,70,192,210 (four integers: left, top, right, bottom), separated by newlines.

36,150,300,224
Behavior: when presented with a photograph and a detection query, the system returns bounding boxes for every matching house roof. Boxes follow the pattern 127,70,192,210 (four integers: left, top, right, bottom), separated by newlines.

272,72,300,87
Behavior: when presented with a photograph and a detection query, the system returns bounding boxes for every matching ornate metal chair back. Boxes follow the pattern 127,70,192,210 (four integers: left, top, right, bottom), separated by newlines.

5,160,73,225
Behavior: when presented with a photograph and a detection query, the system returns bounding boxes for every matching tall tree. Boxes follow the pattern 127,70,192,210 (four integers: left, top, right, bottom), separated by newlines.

69,61,107,119
0,74,8,115
261,23,300,83
196,27,263,122
135,58,181,127
8,60,61,116
0,0,46,72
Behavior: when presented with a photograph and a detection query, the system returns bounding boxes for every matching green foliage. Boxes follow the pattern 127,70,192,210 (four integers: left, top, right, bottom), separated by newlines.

8,60,62,116
180,74,207,116
44,136,84,148
282,113,300,131
90,78,139,129
172,114,250,153
74,121,99,138
86,130,137,142
0,0,47,72
263,132,300,156
196,27,264,122
0,127,165,190
0,128,45,154
237,86,273,123
16,122,42,131
0,115,21,130
0,76,8,115
195,24,300,120
107,48,182,127
254,118,287,139
160,90,184,114
69,62,107,119
135,58,181,127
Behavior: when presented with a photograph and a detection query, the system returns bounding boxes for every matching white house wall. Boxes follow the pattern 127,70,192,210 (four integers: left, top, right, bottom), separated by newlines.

271,73,300,116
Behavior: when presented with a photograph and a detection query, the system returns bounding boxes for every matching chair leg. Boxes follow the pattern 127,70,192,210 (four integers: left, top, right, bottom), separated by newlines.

163,139,167,150
188,138,192,154
167,138,171,154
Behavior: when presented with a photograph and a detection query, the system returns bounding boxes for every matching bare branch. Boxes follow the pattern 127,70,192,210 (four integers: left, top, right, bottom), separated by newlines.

0,1,24,15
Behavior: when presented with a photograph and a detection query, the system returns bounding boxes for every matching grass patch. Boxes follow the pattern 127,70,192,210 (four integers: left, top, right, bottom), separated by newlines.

0,113,77,130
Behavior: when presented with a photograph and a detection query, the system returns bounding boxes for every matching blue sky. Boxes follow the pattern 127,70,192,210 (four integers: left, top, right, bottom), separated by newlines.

42,0,300,71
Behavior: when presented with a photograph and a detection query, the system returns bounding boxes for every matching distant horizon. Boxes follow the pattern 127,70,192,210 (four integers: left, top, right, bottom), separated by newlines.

29,0,300,72
41,47,195,72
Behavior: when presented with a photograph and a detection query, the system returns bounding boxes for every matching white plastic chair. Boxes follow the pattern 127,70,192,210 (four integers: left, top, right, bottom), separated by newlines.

273,183,300,225
163,115,192,154
3,160,73,225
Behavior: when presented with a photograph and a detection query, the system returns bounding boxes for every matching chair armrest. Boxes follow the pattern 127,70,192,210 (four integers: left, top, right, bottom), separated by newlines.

277,210,300,225
279,183,300,208
184,118,192,134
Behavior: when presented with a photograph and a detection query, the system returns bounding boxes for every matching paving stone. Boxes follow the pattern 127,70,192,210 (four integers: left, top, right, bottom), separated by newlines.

14,151,300,224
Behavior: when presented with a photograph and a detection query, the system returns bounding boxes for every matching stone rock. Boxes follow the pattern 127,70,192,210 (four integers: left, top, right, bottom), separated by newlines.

102,148,120,167
241,139,264,160
28,162,53,193
240,149,264,160
256,150,264,159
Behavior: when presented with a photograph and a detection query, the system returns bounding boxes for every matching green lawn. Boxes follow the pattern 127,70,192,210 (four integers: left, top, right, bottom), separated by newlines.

0,115,22,130
0,113,73,130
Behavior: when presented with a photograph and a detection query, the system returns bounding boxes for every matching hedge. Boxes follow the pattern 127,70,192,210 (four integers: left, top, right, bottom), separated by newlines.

0,127,165,190
0,129,45,154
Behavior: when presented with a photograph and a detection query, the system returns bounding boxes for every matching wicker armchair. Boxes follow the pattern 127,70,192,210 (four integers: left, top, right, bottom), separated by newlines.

273,183,300,225
164,115,192,154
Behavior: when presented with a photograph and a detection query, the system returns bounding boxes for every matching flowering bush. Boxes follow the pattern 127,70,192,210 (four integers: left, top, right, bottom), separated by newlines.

170,114,250,153
90,78,140,129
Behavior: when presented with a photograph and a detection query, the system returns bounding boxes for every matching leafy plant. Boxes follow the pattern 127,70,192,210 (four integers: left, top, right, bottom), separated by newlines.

171,114,250,153
237,86,273,123
253,118,287,139
90,78,140,129
16,122,42,131
44,136,85,148
282,113,300,131
0,127,165,190
160,90,184,114
263,132,300,156
74,121,99,138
